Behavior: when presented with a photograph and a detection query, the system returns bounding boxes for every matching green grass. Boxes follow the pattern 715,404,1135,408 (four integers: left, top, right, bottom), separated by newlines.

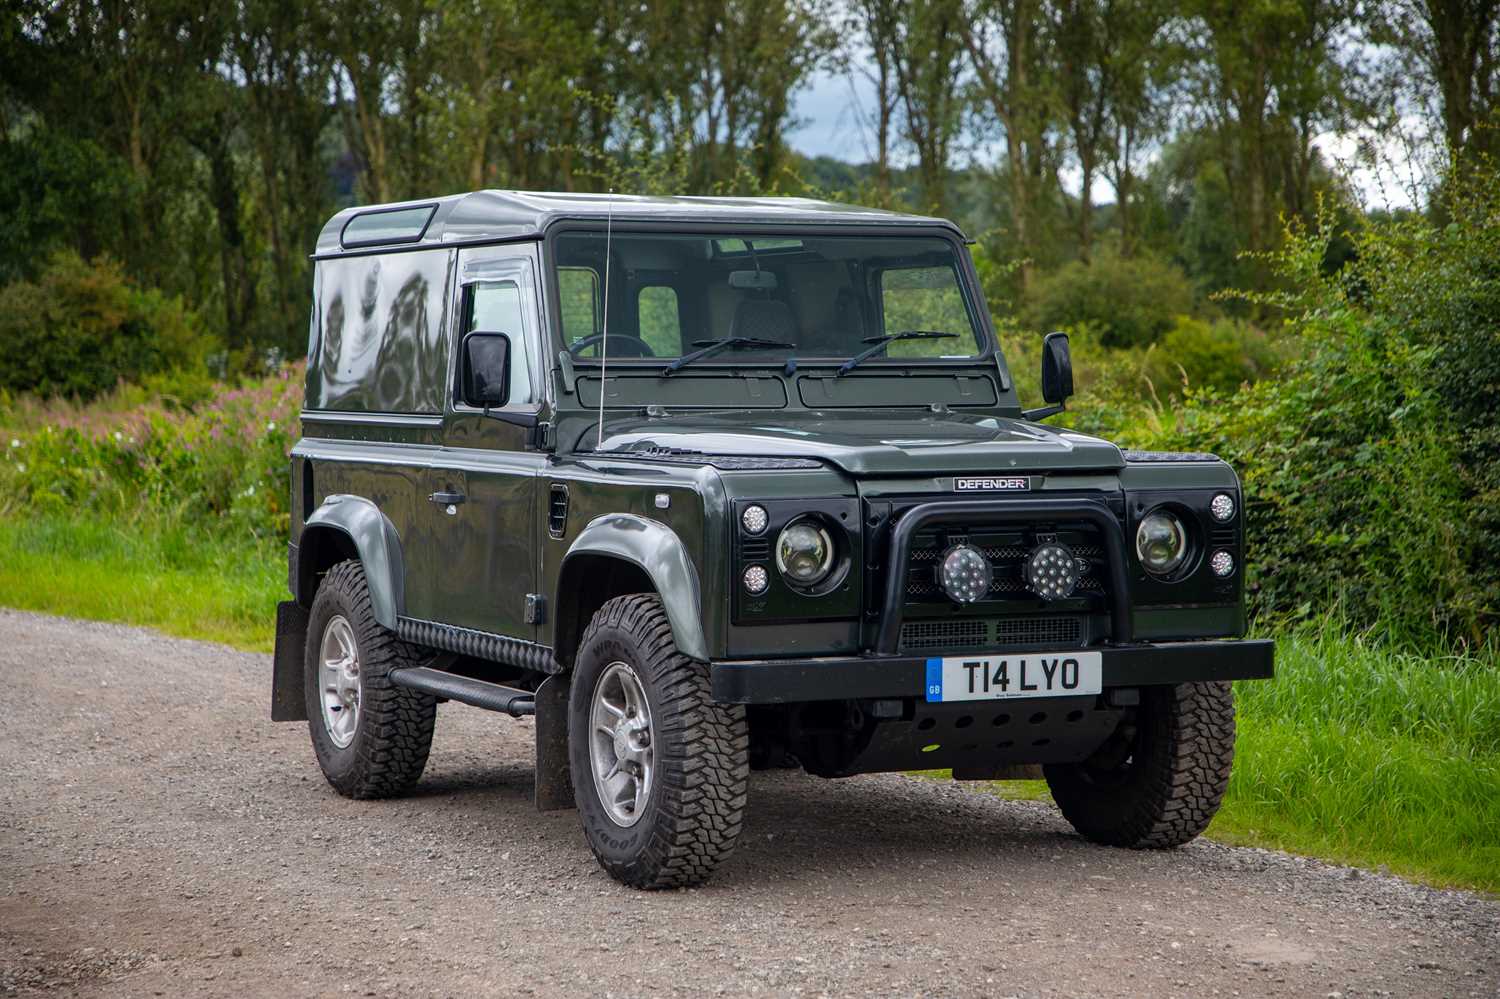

1,513,1496,892
0,513,283,652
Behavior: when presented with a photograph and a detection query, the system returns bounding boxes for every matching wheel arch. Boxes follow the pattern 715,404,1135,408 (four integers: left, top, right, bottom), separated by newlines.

295,495,406,630
554,514,707,668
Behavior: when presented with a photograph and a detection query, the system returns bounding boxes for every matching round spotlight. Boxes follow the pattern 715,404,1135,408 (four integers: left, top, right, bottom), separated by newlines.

1027,542,1079,600
741,504,769,535
1210,493,1236,523
938,544,992,604
775,519,835,587
1210,550,1235,578
1136,510,1188,576
742,564,769,594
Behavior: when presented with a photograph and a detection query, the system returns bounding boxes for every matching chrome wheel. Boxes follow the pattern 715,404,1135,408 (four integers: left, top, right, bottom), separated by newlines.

589,661,655,827
318,614,361,749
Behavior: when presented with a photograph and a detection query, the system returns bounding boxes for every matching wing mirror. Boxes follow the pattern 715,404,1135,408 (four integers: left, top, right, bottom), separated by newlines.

1024,331,1074,421
461,331,511,408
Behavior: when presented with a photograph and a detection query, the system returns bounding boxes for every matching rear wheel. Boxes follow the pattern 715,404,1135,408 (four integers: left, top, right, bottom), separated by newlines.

1043,681,1235,848
304,560,437,799
569,594,750,889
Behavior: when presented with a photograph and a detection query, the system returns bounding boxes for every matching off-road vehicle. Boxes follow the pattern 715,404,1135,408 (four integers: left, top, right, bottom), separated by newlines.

271,191,1273,889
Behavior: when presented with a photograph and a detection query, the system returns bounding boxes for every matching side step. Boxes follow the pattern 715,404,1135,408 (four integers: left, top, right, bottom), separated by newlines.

388,667,536,717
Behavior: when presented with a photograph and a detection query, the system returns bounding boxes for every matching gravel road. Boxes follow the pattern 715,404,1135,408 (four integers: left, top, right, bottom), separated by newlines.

2,608,1496,998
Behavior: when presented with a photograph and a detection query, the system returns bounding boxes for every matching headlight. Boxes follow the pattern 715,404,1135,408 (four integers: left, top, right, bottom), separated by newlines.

775,519,835,587
1136,510,1188,575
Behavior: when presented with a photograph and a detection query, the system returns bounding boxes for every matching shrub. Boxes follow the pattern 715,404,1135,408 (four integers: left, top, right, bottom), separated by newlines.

1101,169,1500,649
0,251,211,401
1143,317,1284,397
0,364,302,543
1023,250,1194,348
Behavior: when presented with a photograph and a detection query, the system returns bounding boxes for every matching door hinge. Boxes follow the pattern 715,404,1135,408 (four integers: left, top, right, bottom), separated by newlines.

525,593,547,625
528,421,555,451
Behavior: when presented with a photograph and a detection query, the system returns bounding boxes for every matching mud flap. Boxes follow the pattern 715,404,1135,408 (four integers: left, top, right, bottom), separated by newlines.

533,673,575,811
271,600,310,722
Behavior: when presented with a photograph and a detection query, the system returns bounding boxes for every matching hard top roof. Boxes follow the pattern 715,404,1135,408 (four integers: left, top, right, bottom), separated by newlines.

314,190,965,257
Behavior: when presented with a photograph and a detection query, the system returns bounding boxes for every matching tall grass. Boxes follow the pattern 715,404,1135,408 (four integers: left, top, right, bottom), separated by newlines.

1216,623,1500,891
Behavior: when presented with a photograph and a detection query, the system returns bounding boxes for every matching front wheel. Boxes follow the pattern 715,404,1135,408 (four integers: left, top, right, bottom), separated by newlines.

568,594,750,888
1043,681,1235,848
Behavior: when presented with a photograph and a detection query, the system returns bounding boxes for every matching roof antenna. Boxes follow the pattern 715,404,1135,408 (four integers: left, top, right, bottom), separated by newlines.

596,189,614,451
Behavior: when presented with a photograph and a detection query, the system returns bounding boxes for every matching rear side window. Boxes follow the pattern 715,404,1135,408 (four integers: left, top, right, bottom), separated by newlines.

637,286,681,356
311,251,450,414
468,280,533,406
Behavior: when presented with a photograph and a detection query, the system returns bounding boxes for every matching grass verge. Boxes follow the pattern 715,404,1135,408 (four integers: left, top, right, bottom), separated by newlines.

0,513,283,652
1,513,1496,892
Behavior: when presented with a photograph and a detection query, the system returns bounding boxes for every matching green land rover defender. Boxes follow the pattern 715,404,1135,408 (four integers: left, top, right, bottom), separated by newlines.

270,191,1273,889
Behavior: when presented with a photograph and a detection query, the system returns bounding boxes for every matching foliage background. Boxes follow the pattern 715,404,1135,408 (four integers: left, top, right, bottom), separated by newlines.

0,0,1497,892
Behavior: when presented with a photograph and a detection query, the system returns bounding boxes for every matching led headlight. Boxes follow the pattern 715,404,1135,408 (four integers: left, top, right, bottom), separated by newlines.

742,564,770,594
938,544,992,604
1210,493,1236,523
1136,510,1188,576
741,504,769,535
1027,542,1079,600
775,519,835,587
1210,550,1235,577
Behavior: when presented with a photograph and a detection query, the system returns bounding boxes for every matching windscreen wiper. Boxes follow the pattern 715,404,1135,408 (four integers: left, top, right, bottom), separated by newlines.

663,336,795,375
837,330,957,376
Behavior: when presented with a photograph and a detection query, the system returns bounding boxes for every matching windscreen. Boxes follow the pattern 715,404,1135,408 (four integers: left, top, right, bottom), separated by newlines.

552,231,986,363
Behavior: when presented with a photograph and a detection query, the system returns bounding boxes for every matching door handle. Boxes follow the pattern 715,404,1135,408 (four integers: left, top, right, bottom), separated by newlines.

429,490,466,507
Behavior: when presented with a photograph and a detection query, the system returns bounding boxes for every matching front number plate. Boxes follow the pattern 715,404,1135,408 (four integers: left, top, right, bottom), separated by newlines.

924,651,1102,702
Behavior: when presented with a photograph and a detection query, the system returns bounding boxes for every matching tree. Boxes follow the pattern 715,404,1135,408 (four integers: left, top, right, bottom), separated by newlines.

1372,0,1500,164
964,0,1057,285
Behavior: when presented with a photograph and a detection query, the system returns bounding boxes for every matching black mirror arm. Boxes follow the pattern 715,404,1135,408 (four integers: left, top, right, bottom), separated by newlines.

1022,401,1066,421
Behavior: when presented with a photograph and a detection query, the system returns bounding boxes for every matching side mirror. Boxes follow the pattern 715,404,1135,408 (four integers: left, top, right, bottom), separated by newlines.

461,331,511,408
1041,331,1074,404
1024,331,1074,421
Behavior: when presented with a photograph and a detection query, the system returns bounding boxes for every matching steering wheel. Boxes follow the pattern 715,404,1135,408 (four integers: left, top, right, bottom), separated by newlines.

568,333,656,358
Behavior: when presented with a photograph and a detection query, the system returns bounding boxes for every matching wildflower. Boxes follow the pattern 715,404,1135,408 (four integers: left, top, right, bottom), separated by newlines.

114,431,122,441
267,421,277,432
16,464,24,473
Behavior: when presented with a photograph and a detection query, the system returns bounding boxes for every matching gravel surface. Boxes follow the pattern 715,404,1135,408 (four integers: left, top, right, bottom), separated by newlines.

2,608,1496,998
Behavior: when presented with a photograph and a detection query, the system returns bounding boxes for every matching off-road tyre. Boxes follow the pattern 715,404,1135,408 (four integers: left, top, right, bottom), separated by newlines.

569,594,750,889
1043,681,1235,848
304,559,437,799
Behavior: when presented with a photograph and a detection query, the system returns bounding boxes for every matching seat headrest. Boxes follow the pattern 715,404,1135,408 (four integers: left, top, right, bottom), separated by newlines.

730,298,796,343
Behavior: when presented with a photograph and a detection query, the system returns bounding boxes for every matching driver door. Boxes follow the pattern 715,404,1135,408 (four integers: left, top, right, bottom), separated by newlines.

416,244,546,640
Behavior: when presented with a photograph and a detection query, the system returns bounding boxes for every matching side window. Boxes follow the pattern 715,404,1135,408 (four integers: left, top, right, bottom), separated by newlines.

637,285,681,357
313,251,450,414
879,265,976,358
469,280,533,406
558,266,600,348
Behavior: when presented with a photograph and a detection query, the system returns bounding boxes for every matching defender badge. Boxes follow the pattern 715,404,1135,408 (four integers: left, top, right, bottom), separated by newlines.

954,476,1030,491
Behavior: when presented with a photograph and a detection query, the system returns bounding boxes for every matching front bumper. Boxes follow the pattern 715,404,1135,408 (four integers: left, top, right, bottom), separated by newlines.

710,638,1274,704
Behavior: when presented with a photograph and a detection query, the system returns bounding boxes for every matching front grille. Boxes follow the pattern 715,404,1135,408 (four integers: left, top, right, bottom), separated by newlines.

905,526,1108,604
900,619,988,650
993,616,1082,646
900,616,1085,651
